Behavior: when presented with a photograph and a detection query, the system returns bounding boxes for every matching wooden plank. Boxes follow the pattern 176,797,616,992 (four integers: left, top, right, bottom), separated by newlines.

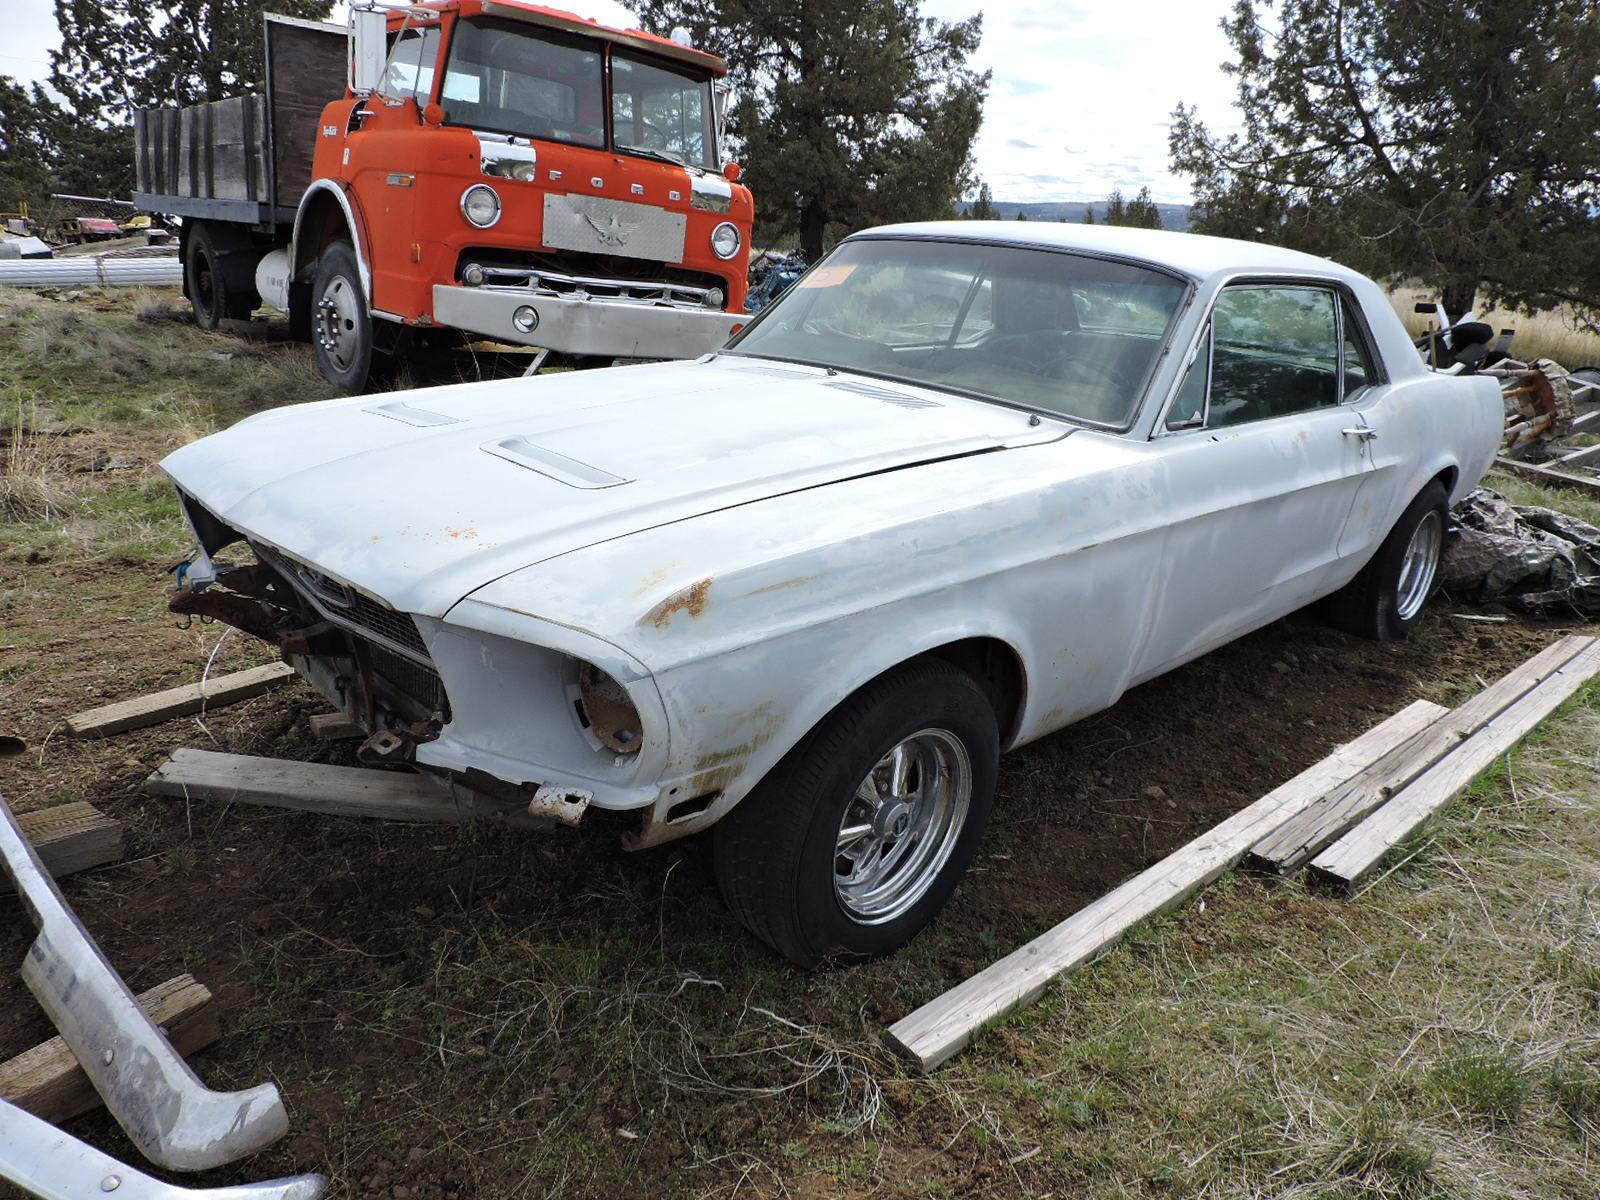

0,975,219,1124
1554,442,1600,467
145,748,542,827
1248,636,1593,875
1492,455,1600,498
308,712,364,741
0,804,123,895
1312,640,1600,892
886,699,1449,1072
66,661,298,738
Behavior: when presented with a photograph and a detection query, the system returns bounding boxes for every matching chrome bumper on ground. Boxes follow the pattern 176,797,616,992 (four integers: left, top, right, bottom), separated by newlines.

432,283,743,359
0,1096,324,1200
0,796,323,1196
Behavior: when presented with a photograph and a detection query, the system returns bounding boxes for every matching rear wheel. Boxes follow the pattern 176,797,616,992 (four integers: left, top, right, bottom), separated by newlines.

311,240,377,393
712,658,998,967
1323,480,1448,640
184,222,257,331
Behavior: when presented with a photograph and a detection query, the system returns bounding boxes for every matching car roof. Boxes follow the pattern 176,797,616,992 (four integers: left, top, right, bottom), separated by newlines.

850,220,1367,286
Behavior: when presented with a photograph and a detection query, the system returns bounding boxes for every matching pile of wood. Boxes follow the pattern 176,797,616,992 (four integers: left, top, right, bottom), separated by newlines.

889,635,1600,1071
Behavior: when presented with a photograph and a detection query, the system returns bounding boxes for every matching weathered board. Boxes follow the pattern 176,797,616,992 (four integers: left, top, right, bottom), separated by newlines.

265,15,349,209
0,804,123,895
146,749,543,827
886,699,1449,1072
1312,639,1600,891
1248,636,1593,874
134,95,268,204
1492,456,1600,499
65,661,298,738
308,712,365,741
0,974,218,1123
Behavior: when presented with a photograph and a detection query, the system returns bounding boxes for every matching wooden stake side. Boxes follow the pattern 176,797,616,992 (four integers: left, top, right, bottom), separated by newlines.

1248,636,1593,874
1491,456,1600,499
1311,640,1600,891
886,699,1448,1072
66,662,298,738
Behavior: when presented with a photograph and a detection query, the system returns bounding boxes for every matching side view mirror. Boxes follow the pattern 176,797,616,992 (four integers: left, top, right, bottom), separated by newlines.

350,8,388,95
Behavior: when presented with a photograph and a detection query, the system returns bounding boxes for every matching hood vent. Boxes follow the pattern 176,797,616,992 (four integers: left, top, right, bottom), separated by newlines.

367,400,463,428
482,436,632,489
825,379,943,409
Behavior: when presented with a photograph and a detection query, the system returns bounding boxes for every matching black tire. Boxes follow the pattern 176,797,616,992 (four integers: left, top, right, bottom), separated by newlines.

712,657,999,967
1323,480,1449,641
310,240,377,393
184,222,256,330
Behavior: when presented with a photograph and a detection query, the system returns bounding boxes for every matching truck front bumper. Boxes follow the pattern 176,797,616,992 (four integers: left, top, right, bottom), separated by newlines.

432,284,744,360
0,795,323,1196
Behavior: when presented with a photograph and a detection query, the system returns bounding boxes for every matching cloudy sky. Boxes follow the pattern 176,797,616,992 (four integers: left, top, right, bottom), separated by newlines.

6,0,1240,204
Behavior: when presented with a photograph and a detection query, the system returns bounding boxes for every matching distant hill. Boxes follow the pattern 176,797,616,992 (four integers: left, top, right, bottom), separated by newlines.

960,200,1192,231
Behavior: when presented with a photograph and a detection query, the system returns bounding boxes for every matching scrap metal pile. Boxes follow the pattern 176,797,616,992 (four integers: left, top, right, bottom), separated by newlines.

1444,487,1600,618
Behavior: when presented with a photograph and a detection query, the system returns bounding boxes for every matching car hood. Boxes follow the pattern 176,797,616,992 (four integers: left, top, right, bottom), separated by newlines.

162,356,1065,617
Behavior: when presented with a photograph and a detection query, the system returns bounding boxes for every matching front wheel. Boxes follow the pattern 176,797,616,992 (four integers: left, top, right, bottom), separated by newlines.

712,658,999,967
1323,480,1448,641
310,240,377,393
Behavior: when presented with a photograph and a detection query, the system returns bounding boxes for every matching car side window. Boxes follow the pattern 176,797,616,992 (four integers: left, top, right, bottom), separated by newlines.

1207,286,1339,428
1341,299,1378,402
1165,322,1211,429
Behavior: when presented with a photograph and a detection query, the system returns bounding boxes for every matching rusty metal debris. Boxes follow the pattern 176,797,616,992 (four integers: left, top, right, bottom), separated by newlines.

1492,358,1576,453
1444,487,1600,618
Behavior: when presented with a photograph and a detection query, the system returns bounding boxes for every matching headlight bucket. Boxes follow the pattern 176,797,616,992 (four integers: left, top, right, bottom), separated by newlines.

575,661,643,755
461,183,502,228
710,221,741,260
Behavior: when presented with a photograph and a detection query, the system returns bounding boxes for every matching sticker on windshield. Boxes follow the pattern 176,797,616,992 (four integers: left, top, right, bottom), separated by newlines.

796,263,857,289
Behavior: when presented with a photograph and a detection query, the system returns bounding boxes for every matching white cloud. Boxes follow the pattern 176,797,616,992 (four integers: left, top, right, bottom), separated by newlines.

7,0,1240,205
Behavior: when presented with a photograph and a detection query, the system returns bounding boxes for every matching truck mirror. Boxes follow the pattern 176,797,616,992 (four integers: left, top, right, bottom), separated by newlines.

350,8,388,95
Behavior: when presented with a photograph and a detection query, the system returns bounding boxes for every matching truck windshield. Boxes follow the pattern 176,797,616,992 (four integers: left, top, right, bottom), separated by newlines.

441,16,605,148
725,239,1189,428
610,50,717,169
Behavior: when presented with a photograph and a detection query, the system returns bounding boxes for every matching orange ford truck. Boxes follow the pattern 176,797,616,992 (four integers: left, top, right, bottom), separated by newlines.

133,4,753,391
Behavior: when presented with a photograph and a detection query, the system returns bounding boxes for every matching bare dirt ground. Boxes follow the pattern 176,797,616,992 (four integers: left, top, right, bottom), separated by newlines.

2,289,1597,1199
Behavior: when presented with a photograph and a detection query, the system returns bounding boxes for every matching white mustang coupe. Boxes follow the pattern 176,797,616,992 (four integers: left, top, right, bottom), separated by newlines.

161,223,1503,966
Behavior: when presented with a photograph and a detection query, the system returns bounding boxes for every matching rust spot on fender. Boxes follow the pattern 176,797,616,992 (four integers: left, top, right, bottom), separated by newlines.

633,564,676,596
642,577,712,628
447,527,478,540
747,575,816,597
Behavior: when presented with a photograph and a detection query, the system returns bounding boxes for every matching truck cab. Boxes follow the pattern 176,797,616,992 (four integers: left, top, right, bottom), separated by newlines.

135,2,753,391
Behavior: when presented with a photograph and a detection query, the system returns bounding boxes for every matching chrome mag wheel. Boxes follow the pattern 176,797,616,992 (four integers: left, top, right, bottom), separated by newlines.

834,728,972,925
1396,509,1443,620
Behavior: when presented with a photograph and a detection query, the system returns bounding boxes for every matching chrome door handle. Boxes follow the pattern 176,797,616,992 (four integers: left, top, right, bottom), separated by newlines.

1341,426,1378,441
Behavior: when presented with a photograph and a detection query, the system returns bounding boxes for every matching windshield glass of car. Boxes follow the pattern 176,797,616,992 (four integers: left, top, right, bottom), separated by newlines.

441,17,604,147
610,50,716,168
727,239,1187,426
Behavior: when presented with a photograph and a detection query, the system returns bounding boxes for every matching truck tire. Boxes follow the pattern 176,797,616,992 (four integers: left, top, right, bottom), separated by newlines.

311,240,377,393
713,658,998,967
184,222,256,331
1323,480,1448,641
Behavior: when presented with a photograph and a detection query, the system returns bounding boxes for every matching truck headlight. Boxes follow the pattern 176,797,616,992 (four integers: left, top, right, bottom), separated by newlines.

461,184,502,228
710,222,741,260
575,662,642,755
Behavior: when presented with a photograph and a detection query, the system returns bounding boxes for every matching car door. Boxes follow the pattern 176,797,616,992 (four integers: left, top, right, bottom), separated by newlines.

1132,282,1376,680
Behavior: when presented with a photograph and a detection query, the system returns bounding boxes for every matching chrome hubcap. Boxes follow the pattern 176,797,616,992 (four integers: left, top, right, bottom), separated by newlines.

834,728,971,925
316,275,361,371
1396,510,1443,620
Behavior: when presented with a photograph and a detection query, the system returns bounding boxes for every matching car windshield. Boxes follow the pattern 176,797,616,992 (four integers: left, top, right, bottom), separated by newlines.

610,50,717,169
440,16,605,148
726,239,1188,426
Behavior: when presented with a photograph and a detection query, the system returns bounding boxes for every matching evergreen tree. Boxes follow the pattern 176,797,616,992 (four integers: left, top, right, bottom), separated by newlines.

1171,0,1600,322
966,181,999,220
636,0,989,260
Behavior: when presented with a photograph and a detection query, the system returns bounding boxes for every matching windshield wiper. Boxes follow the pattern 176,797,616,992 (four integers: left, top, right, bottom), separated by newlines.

618,144,687,168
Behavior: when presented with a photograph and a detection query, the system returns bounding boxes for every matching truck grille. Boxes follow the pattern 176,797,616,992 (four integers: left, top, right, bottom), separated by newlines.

365,642,451,722
542,193,687,264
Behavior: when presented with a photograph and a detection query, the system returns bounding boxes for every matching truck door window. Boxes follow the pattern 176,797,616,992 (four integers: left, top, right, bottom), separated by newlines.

610,51,716,169
384,26,442,104
442,17,603,147
1206,285,1339,428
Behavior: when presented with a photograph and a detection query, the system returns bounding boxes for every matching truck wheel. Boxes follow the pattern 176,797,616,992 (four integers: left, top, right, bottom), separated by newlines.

311,240,376,393
184,222,256,330
713,658,998,967
1323,480,1448,641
